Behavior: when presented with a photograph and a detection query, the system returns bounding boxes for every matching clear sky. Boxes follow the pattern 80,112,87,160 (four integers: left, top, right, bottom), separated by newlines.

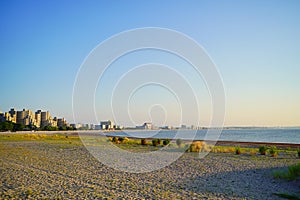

1,0,300,127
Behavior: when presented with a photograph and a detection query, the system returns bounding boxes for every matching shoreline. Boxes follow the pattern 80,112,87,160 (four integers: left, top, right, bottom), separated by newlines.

1,131,299,148
213,140,300,148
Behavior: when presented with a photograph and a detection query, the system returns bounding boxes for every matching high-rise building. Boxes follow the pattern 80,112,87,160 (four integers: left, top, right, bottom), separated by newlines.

35,110,42,128
57,118,68,128
8,108,17,123
16,109,26,125
1,108,69,129
16,109,37,126
0,111,5,122
41,111,51,127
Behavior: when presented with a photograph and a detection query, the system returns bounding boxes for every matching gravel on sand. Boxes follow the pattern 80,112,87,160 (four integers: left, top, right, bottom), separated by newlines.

0,139,299,199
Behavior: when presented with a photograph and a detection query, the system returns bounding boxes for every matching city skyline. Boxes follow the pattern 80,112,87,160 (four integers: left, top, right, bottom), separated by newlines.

0,107,69,129
1,107,299,129
1,1,300,127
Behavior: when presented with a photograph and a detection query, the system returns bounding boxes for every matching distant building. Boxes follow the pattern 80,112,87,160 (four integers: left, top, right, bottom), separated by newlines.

94,124,101,130
0,111,4,122
40,111,57,127
8,108,17,123
181,125,187,129
1,108,69,129
89,124,95,130
3,110,16,123
41,111,50,127
57,118,68,128
136,122,153,130
35,110,42,128
100,120,114,130
160,125,171,130
16,109,38,127
70,123,90,130
70,123,82,129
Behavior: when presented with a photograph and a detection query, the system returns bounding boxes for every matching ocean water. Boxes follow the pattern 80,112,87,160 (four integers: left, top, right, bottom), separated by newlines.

106,128,300,144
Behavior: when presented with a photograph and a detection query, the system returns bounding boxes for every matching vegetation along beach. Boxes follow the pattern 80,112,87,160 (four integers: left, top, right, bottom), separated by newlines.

0,133,299,199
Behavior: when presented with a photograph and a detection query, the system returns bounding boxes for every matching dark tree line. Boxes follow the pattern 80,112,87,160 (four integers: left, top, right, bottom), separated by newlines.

0,121,31,132
0,121,76,132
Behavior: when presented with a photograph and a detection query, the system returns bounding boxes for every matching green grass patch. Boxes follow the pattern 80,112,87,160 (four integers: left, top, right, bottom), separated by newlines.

0,133,79,140
259,145,268,155
273,192,300,200
269,146,278,157
273,163,300,180
0,133,82,147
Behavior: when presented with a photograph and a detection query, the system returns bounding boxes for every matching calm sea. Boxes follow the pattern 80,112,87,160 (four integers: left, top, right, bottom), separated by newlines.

106,128,300,144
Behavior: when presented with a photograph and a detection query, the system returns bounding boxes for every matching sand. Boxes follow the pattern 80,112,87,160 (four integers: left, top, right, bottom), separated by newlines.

0,135,299,199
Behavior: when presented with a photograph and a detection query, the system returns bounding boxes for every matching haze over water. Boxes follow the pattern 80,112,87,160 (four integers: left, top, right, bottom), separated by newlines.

107,128,300,144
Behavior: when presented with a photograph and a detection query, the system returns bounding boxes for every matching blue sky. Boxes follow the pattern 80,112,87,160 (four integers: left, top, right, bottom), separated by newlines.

1,0,300,126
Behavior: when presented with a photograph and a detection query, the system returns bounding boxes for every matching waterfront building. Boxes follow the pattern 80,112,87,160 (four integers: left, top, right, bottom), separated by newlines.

16,109,37,127
0,108,70,129
41,111,50,127
100,120,114,130
181,124,187,129
0,111,4,122
94,124,101,130
89,124,95,130
57,118,68,128
35,110,42,128
136,122,153,130
70,123,82,129
8,108,17,123
40,111,57,127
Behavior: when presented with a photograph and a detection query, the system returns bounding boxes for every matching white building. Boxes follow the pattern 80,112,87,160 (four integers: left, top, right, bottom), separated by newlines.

136,122,153,130
100,120,114,130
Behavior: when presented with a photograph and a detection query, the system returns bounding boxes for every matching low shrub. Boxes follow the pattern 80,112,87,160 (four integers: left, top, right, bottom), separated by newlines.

157,139,161,145
124,137,129,143
152,139,160,146
112,137,118,143
184,144,191,151
188,141,209,152
176,139,183,147
235,146,241,155
259,145,268,155
163,139,170,146
118,137,125,143
269,146,278,157
297,148,300,158
141,138,147,145
117,137,129,144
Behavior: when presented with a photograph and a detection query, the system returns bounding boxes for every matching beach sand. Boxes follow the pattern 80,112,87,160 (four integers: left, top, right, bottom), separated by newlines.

0,134,299,199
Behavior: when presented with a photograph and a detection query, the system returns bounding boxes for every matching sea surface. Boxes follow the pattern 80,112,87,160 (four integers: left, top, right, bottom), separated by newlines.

106,128,300,144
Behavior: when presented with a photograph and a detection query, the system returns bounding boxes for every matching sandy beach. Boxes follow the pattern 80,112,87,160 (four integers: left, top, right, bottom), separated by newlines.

0,134,299,199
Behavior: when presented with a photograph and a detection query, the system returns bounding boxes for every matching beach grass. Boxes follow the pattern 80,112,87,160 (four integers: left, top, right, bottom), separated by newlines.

273,163,300,180
273,192,300,200
0,133,299,156
0,133,78,141
0,133,82,148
